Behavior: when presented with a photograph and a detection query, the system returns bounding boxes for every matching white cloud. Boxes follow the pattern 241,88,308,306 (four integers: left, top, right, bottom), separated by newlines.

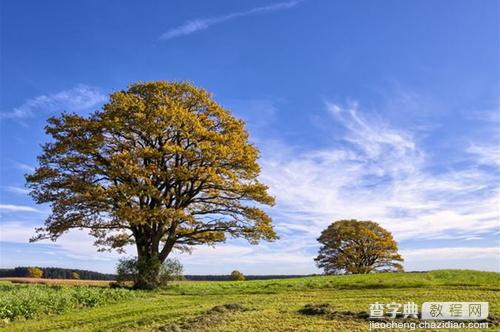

14,162,35,173
467,144,500,167
160,1,302,40
0,221,35,242
3,186,30,195
1,85,106,120
401,246,500,261
257,101,500,270
0,204,39,212
171,239,315,274
402,246,500,272
0,221,122,262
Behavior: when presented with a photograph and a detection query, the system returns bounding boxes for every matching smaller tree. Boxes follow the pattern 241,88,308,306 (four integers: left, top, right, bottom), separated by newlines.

116,257,183,288
160,259,184,284
230,270,245,281
315,220,403,274
116,258,138,285
27,267,43,278
71,272,80,279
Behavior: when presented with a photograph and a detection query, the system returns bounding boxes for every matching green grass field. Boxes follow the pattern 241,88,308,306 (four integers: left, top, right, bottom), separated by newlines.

1,270,499,331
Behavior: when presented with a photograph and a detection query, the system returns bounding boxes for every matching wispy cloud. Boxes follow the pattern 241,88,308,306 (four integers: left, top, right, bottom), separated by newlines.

401,246,500,261
0,222,120,262
0,204,39,212
14,162,35,173
3,186,30,195
159,1,302,40
467,143,500,167
257,101,499,270
1,85,106,121
170,238,315,274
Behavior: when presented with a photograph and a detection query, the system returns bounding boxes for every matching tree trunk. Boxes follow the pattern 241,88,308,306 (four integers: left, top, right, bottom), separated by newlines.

133,236,161,289
133,235,175,290
134,254,161,290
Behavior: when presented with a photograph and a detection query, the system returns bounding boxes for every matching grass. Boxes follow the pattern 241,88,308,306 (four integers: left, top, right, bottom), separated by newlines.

1,270,498,331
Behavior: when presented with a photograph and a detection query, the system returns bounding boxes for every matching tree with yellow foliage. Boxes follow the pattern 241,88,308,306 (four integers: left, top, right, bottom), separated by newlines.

27,81,276,289
230,270,245,281
27,267,43,278
315,220,403,274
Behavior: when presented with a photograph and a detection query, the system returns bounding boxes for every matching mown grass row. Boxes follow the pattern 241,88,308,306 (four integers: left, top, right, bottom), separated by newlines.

0,283,141,321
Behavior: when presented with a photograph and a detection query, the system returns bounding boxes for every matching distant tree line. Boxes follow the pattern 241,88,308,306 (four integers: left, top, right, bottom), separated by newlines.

0,267,115,280
0,267,313,281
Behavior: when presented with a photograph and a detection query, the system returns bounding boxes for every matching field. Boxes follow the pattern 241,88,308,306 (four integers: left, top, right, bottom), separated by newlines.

0,277,112,286
1,270,499,331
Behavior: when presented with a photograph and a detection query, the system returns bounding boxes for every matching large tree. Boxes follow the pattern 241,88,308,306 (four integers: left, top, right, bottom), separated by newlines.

26,81,277,289
314,220,403,274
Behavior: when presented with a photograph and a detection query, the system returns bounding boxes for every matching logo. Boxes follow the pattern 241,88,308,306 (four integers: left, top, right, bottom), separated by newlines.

421,302,488,320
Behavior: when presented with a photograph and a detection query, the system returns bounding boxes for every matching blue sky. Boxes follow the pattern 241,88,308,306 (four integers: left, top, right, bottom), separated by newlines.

0,0,499,274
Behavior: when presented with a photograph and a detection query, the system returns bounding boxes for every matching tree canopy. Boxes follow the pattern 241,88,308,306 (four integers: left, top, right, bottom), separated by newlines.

26,81,276,288
314,220,403,274
230,270,245,281
27,267,43,278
